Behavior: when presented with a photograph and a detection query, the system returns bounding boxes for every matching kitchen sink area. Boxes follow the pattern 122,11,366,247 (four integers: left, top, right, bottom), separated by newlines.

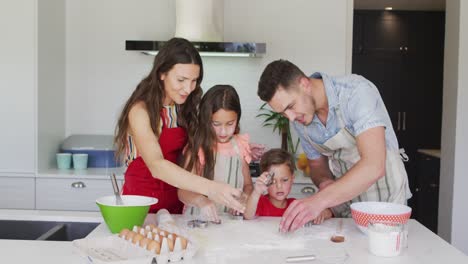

0,220,99,241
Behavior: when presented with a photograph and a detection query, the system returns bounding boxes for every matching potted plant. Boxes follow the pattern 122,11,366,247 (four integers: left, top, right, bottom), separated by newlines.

256,103,300,155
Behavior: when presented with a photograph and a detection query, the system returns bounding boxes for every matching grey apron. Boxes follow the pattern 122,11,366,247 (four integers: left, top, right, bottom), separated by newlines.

302,106,412,217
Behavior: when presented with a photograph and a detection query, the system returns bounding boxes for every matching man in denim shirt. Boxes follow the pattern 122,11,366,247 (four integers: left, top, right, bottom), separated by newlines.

257,60,411,232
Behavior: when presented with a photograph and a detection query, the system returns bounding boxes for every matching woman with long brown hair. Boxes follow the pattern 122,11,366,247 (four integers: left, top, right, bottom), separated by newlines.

114,38,245,214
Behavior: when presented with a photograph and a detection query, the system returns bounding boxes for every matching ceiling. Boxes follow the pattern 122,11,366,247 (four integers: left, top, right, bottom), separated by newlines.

354,0,445,11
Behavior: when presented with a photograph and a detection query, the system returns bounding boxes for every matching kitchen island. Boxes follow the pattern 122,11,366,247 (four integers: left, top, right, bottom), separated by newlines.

0,210,467,263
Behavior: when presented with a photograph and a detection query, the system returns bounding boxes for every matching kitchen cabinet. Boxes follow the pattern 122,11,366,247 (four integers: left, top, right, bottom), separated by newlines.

0,0,66,177
352,11,444,223
412,151,440,233
0,176,35,209
36,177,124,211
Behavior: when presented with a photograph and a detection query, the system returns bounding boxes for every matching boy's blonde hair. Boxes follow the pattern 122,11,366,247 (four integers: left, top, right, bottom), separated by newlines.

260,148,295,173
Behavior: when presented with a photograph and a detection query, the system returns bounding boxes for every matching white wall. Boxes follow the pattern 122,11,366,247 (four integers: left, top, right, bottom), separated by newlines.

0,0,36,174
440,0,468,254
65,0,351,148
38,0,66,171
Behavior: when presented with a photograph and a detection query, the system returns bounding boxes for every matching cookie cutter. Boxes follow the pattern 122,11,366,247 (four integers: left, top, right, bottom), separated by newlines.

187,219,208,228
229,214,244,220
265,171,275,187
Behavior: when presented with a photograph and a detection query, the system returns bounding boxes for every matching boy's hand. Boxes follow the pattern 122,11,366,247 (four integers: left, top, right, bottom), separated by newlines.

253,172,270,195
311,208,333,225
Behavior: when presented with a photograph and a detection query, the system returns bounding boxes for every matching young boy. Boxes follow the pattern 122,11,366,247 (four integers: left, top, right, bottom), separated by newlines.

244,149,333,224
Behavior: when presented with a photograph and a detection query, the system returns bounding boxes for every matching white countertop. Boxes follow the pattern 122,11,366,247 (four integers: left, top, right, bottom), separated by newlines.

0,210,467,263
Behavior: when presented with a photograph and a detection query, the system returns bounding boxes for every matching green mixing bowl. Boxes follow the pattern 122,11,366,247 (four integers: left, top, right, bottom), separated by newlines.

96,195,158,233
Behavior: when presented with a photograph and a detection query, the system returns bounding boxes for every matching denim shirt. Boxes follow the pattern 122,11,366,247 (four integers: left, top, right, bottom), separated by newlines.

293,72,399,160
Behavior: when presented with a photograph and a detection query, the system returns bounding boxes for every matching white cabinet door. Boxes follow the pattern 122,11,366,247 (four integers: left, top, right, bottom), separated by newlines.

0,0,36,174
0,176,35,209
289,183,318,199
36,178,122,211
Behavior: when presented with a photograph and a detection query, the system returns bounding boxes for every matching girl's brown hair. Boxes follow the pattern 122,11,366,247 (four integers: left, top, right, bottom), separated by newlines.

184,85,241,180
114,38,203,161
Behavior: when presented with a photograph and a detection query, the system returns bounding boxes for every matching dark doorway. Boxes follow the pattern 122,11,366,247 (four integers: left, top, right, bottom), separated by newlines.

352,10,444,233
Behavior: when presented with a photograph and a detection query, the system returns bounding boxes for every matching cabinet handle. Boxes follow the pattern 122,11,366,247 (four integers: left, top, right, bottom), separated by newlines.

397,112,401,131
415,187,420,192
404,46,408,51
301,186,315,194
400,46,403,51
71,181,86,188
402,112,406,131
429,183,438,188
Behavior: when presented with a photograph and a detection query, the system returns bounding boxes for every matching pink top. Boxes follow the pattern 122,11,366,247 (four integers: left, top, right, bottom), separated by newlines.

198,134,252,166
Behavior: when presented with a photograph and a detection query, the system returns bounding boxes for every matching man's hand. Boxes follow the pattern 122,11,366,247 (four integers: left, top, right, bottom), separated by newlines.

279,195,326,232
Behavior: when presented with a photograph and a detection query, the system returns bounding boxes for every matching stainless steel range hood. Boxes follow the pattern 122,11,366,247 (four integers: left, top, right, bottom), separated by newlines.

126,41,266,57
125,0,266,57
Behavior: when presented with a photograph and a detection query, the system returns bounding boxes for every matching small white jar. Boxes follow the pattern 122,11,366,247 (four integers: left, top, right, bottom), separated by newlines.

368,220,403,257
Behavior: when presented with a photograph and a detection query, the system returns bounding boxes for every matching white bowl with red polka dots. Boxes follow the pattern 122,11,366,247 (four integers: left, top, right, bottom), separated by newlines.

350,201,412,234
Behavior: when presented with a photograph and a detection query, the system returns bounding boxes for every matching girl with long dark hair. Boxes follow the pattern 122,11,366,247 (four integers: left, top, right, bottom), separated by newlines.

179,85,253,221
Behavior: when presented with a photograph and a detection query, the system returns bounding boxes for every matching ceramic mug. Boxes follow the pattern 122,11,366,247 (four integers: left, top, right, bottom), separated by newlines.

73,153,88,170
56,153,72,169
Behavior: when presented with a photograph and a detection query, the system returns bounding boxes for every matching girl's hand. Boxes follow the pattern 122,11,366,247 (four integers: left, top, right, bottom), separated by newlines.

228,192,249,216
253,172,269,195
207,181,245,213
199,200,220,223
312,208,333,225
249,143,266,161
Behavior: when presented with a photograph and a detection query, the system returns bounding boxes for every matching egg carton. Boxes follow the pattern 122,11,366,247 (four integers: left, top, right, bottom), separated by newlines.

73,225,198,264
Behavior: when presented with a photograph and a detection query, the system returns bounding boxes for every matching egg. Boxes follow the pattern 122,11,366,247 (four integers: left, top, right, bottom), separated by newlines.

118,228,130,239
125,231,136,241
132,233,144,244
154,234,162,242
179,236,188,250
145,224,157,231
139,237,151,249
138,228,148,235
166,237,175,252
147,240,161,254
168,233,176,240
146,231,154,240
132,226,142,233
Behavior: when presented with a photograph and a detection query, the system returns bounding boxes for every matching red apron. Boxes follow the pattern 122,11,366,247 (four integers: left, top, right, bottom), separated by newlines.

122,113,187,214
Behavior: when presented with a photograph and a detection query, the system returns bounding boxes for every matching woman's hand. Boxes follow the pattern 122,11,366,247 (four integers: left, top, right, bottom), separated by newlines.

199,199,220,222
207,181,245,213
